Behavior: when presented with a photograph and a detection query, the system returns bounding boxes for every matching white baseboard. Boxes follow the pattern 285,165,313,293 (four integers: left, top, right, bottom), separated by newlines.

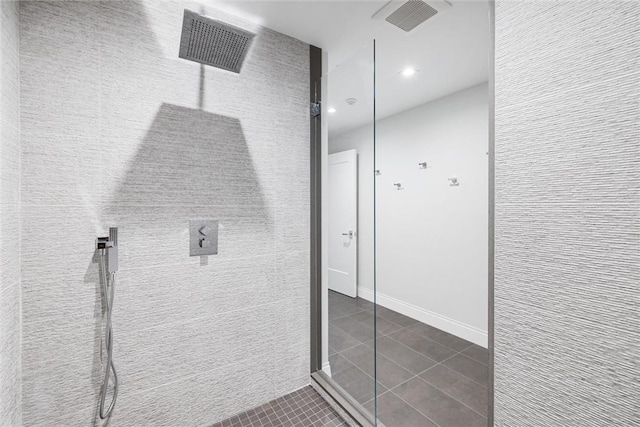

357,286,488,348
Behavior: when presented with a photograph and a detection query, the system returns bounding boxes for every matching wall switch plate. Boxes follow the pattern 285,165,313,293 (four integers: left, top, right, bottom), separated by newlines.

189,219,219,256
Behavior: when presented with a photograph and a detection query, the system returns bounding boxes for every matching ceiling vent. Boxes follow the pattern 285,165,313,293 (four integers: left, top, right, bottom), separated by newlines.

179,10,255,73
373,0,452,33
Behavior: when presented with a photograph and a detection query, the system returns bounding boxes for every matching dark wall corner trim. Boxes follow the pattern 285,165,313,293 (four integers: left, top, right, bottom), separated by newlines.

310,45,323,373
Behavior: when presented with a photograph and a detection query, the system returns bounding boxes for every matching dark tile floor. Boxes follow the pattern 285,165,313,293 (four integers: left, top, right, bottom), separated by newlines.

328,290,489,427
211,386,348,427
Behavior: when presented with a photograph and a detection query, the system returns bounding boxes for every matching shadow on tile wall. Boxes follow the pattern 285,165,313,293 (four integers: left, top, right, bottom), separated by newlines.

19,0,309,425
84,103,272,426
111,103,269,215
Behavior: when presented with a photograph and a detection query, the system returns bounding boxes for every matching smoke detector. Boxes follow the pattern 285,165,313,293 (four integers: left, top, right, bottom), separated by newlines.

373,0,452,33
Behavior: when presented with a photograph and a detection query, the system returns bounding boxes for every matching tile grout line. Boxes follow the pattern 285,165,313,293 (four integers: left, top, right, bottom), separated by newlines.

330,295,489,420
360,343,469,407
331,324,438,409
211,386,348,427
329,316,409,360
330,300,487,373
370,323,488,386
337,323,487,418
330,299,450,381
387,388,443,427
382,343,489,420
390,323,477,354
331,294,479,356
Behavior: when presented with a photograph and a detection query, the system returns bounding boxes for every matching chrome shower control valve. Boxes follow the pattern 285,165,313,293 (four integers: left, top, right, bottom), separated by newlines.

190,219,219,256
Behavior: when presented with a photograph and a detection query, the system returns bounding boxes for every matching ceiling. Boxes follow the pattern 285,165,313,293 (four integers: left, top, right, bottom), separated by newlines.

213,0,490,135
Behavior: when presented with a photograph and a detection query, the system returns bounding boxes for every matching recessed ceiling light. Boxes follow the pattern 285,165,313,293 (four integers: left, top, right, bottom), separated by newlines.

401,67,417,77
328,107,337,113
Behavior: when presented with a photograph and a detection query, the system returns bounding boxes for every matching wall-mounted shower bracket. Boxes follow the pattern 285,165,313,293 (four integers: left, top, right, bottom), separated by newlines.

448,177,459,186
95,237,113,250
96,228,118,273
418,162,428,169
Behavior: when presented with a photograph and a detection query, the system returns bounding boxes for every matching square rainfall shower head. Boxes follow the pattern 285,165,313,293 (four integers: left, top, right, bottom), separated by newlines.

179,10,255,73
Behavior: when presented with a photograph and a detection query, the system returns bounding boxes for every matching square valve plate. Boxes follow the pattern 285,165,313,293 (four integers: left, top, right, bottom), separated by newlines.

189,219,219,256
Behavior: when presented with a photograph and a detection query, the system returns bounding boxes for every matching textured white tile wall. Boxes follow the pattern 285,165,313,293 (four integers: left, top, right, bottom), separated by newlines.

0,0,22,425
19,1,309,425
494,1,640,426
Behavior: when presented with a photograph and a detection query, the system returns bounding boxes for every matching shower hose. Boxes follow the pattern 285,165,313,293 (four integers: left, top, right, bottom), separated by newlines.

99,249,118,419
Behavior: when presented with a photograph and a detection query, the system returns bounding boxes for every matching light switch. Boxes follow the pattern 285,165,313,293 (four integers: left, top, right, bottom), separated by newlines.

190,219,218,256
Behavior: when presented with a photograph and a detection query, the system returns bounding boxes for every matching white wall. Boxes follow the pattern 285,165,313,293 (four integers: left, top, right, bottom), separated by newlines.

0,1,21,425
494,2,640,425
19,2,309,425
330,83,488,346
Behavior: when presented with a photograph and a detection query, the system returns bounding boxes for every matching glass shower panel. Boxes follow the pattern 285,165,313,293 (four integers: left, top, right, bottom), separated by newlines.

319,41,378,423
372,2,491,424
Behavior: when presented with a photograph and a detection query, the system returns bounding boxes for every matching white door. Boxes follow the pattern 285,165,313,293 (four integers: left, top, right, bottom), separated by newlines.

328,149,358,297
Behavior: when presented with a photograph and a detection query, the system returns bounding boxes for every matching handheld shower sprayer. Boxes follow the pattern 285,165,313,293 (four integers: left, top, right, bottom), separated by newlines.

96,227,119,419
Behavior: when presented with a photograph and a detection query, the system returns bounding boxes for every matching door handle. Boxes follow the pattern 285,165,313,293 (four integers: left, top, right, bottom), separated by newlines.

341,231,354,238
